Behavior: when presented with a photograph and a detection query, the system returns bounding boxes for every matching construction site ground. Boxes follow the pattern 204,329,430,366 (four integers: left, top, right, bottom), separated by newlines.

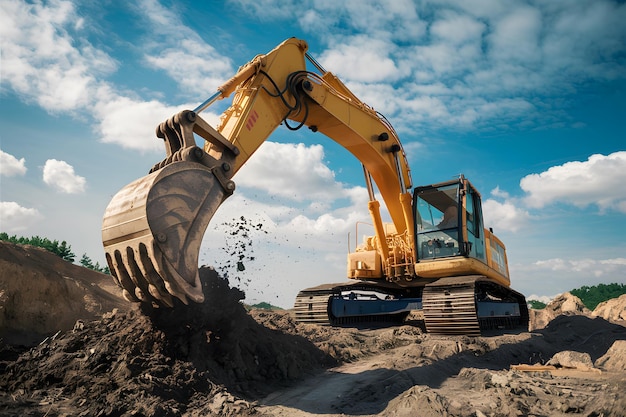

1,241,626,417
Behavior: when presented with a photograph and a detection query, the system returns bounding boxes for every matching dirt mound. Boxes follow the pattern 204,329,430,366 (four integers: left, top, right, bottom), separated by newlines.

529,292,590,330
2,241,626,417
0,267,335,416
592,293,626,323
0,241,127,346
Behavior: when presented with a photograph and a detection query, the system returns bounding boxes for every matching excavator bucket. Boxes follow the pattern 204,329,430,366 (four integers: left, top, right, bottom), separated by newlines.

102,111,239,307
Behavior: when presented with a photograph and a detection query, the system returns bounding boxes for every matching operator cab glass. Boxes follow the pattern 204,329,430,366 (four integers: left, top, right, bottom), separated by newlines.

413,177,486,262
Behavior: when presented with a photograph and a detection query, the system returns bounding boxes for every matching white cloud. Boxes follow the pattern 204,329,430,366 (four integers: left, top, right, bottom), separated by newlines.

92,86,193,152
42,159,86,194
235,142,351,202
144,39,233,97
0,0,229,154
488,6,542,65
0,150,27,176
510,256,626,301
430,12,486,45
318,36,403,83
0,201,42,232
529,257,626,278
526,294,557,304
482,197,532,233
520,151,626,213
4,0,626,153
0,0,115,113
139,0,235,97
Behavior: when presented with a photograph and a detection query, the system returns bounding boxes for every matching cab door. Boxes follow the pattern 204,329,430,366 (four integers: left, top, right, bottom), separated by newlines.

462,181,486,262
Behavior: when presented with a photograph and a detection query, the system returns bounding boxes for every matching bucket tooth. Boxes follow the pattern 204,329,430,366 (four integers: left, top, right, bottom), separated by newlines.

124,246,151,297
111,250,140,303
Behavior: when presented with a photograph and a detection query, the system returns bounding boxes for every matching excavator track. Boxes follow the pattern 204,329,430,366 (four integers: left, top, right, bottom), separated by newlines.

294,276,528,336
422,276,528,336
422,279,481,336
293,285,336,325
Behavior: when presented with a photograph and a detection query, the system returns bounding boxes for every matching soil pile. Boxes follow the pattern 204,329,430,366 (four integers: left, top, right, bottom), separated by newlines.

0,241,127,346
593,293,626,323
1,242,626,416
528,291,590,330
0,267,336,416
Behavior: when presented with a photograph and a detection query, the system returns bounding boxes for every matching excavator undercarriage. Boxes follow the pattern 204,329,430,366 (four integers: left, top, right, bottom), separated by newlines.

294,276,528,336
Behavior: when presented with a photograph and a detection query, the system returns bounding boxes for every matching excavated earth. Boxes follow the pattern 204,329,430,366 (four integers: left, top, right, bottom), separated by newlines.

1,241,626,417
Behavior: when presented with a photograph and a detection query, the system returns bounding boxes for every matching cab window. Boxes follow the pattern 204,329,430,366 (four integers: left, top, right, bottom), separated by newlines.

415,183,460,260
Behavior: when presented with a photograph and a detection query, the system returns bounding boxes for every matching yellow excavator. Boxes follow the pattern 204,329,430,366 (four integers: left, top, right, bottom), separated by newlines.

102,38,528,336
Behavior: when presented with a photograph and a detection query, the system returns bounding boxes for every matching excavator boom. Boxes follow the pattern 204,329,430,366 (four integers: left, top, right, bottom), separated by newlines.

102,38,412,306
102,38,527,336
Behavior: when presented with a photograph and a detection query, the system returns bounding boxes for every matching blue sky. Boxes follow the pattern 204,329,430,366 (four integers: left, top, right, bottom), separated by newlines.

1,0,625,308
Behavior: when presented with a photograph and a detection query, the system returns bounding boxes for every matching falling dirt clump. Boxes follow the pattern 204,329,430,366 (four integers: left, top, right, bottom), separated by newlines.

0,267,334,417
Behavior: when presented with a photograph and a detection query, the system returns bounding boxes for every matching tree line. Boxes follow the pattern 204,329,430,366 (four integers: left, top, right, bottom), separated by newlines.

528,282,626,311
570,283,626,310
0,232,109,274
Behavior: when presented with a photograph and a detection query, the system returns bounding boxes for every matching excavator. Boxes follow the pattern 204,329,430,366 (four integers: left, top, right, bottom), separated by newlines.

102,38,528,336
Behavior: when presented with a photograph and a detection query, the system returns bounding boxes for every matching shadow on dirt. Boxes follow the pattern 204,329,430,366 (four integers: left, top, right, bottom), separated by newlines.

261,315,626,415
3,264,626,416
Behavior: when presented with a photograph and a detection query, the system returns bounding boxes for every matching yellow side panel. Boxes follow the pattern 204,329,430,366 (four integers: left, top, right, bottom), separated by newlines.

414,257,511,288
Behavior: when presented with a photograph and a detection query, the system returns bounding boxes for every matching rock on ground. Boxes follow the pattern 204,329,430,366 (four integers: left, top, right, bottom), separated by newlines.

593,293,626,323
529,292,590,331
595,340,626,371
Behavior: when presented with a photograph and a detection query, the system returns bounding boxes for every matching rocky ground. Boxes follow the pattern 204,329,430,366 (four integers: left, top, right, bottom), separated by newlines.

1,241,625,417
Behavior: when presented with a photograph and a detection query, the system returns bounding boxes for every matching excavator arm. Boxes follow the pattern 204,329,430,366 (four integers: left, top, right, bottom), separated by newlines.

102,38,414,307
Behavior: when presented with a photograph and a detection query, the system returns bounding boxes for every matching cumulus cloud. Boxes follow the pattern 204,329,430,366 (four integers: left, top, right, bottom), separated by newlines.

520,151,626,213
92,86,194,152
0,150,27,176
318,36,404,83
4,0,626,151
230,0,626,133
482,196,532,233
530,257,626,278
139,0,234,97
0,201,42,232
0,0,116,113
235,142,351,202
42,159,86,194
0,0,232,153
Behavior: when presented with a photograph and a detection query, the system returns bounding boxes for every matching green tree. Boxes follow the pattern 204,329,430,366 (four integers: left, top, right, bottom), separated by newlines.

527,300,546,310
0,233,75,262
570,283,626,310
80,253,110,274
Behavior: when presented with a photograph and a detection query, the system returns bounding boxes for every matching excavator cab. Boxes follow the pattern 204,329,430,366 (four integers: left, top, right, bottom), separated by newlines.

412,175,512,290
414,176,485,262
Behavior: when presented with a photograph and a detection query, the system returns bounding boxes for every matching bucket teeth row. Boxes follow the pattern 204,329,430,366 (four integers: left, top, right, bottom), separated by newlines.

106,240,181,308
